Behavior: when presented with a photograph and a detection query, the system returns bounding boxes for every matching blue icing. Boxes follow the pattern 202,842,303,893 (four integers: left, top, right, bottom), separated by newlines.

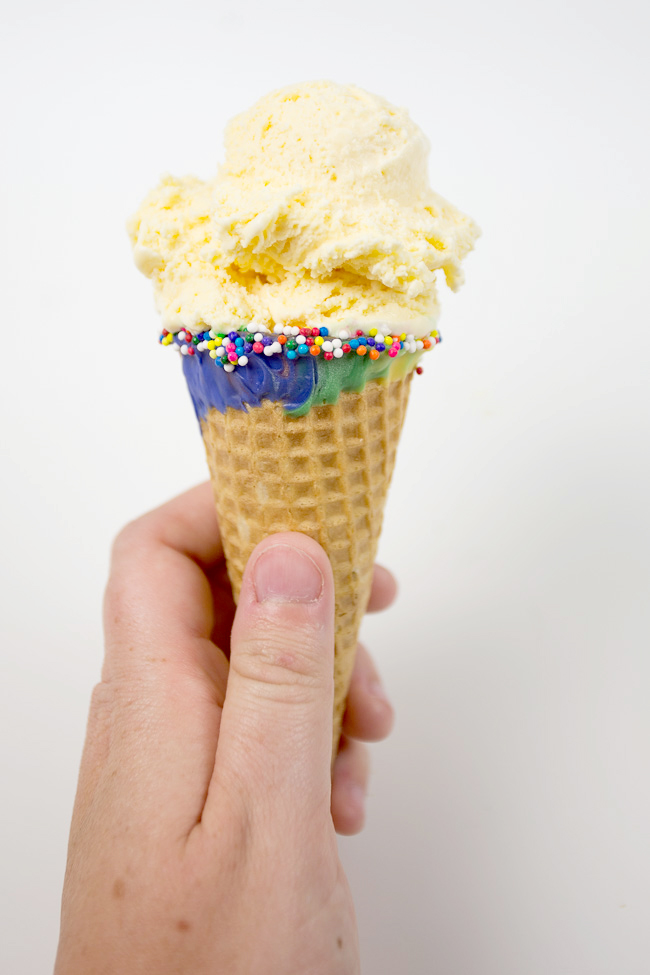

182,350,317,420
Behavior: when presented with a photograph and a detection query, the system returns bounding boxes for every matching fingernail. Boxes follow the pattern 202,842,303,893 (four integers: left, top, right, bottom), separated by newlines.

369,679,391,707
253,545,324,604
348,782,366,812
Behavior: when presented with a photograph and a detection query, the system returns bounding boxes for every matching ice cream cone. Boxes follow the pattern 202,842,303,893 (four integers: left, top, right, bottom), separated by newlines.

200,373,413,760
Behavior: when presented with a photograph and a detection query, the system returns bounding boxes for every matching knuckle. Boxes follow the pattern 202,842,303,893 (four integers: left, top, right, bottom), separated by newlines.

232,627,331,700
110,517,149,564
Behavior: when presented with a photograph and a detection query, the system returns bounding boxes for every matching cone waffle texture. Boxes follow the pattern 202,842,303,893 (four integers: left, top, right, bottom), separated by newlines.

200,374,412,758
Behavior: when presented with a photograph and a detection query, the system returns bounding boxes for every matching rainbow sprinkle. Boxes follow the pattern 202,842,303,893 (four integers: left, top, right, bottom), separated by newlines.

160,324,441,371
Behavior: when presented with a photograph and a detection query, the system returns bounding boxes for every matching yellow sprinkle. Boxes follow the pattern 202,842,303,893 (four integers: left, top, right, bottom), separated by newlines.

369,328,378,337
163,335,173,345
432,330,439,337
315,336,324,346
207,340,216,350
400,333,407,341
384,336,393,346
209,350,217,359
214,337,223,347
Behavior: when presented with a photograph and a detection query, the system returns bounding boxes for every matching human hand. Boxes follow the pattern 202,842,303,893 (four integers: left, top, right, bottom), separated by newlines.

55,482,396,974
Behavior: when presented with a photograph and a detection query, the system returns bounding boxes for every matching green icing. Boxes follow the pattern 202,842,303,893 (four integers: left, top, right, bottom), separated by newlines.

286,351,423,417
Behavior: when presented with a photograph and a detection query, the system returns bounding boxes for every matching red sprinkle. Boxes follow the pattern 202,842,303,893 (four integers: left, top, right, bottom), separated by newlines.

253,342,264,354
323,351,334,360
416,366,423,375
306,337,314,346
356,329,364,337
188,347,195,356
342,343,351,354
311,327,320,336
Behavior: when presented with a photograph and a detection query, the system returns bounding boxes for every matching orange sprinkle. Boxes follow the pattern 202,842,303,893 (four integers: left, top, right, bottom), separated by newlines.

356,346,367,356
310,345,320,355
422,339,431,349
278,334,287,344
369,348,380,360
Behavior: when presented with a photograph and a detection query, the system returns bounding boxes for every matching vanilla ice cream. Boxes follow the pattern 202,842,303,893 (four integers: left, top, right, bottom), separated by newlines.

129,81,479,337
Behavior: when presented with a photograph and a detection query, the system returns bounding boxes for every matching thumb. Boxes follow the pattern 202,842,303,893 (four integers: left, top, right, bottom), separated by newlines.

212,533,335,820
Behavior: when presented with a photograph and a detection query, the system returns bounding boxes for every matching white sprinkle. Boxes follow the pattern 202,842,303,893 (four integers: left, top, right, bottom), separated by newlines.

263,345,274,356
296,335,306,345
272,342,282,354
416,340,424,350
291,325,300,336
339,330,349,340
254,332,264,342
406,334,415,342
197,341,207,351
321,341,333,353
216,346,226,357
180,344,188,355
375,333,385,343
224,363,235,372
273,323,284,334
332,338,342,349
333,348,344,358
409,341,417,353
238,355,249,366
209,330,216,339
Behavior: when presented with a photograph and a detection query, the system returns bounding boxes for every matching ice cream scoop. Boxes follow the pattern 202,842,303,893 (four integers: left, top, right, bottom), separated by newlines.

129,80,479,338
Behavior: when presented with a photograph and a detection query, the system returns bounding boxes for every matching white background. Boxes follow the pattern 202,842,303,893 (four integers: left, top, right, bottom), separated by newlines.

1,0,649,971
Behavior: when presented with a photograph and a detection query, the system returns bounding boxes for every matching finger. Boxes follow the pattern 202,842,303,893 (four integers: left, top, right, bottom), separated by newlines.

104,481,225,686
331,736,370,836
366,564,398,613
205,560,237,657
206,533,335,832
78,485,230,837
342,644,394,742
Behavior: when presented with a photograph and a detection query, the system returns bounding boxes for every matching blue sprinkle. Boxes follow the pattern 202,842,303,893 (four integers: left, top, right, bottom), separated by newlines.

350,339,359,349
235,337,244,347
244,342,253,353
262,335,273,347
319,326,329,336
367,337,375,346
375,343,386,352
286,349,298,360
297,344,309,355
357,336,367,345
228,331,238,341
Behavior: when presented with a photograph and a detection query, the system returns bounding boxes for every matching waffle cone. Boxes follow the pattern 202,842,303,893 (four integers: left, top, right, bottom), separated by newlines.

200,373,412,760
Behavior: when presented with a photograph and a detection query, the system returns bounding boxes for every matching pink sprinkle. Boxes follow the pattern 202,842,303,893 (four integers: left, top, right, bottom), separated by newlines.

388,346,399,357
253,342,264,354
228,352,238,363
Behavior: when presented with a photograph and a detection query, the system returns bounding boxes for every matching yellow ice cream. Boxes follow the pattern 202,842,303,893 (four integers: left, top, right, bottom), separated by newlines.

129,81,479,338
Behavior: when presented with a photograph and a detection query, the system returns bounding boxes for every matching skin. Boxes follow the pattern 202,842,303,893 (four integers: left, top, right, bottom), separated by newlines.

55,482,396,974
